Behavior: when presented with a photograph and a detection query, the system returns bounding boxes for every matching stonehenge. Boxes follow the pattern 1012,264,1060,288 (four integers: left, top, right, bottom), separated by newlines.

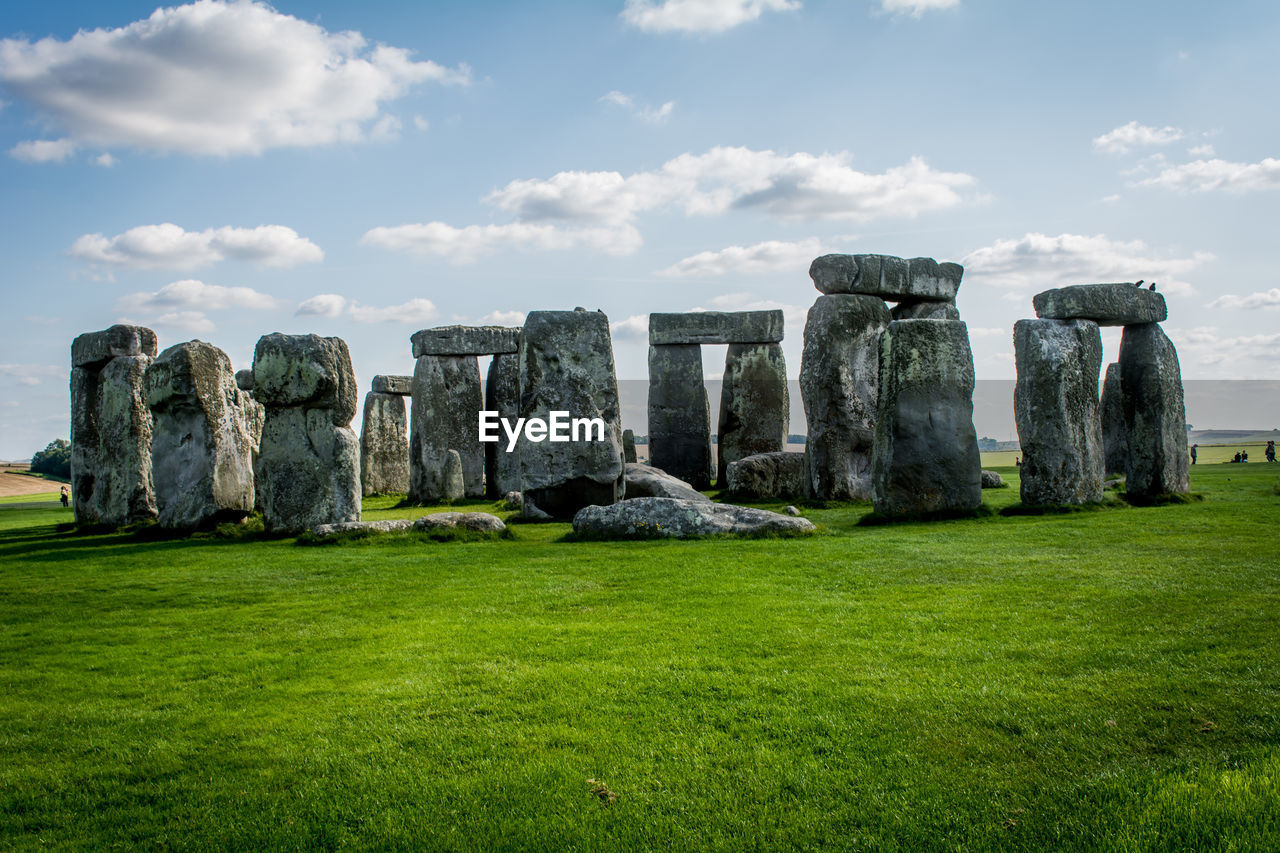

145,340,257,529
717,342,789,487
484,353,521,499
1119,323,1189,497
70,324,159,526
360,375,411,496
252,333,361,534
647,343,713,489
724,451,805,500
1100,363,1128,477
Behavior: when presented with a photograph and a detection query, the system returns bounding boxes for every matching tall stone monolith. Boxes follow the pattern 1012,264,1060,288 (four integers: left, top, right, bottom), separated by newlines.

485,353,521,498
409,355,484,500
360,379,410,496
1100,362,1128,477
1119,323,1189,497
648,343,712,489
717,343,788,488
1013,319,1104,505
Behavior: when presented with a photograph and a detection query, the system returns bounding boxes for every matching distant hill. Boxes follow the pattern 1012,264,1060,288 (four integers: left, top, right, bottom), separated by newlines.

1189,429,1280,445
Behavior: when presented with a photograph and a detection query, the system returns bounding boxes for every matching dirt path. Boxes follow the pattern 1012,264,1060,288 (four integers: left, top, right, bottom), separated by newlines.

0,472,64,498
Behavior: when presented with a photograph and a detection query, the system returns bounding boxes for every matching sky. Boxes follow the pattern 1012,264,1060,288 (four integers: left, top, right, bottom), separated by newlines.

2,0,1279,459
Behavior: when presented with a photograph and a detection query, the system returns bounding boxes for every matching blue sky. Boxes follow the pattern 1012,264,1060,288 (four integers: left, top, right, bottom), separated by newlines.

2,0,1279,458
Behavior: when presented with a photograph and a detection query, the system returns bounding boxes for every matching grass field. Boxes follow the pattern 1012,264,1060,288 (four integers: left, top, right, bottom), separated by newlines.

2,465,1278,850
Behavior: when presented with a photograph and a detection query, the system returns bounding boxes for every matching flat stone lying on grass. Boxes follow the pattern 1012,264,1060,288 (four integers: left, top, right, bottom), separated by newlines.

1032,283,1167,326
648,310,784,345
725,451,804,499
980,470,1005,489
312,519,415,537
371,374,413,395
572,497,815,540
808,254,962,302
624,463,710,503
411,325,520,357
413,512,506,533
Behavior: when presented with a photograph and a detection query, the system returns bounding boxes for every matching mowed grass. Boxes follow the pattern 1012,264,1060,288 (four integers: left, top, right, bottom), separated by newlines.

1,466,1278,850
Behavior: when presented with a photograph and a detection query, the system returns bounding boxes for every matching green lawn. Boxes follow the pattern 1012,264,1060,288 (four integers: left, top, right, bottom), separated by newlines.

2,466,1278,850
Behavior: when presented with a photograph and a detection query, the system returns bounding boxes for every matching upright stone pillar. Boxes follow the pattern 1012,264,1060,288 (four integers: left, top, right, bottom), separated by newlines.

518,309,624,519
647,343,712,489
146,340,256,528
1100,363,1127,477
799,294,889,500
1013,319,1104,505
69,324,159,526
252,333,361,534
360,375,411,496
485,353,521,498
717,343,788,488
1119,323,1189,497
235,368,265,511
871,319,981,516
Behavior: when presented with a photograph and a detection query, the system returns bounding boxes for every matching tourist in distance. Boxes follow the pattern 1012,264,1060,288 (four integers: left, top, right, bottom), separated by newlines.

1190,444,1197,465
1266,440,1276,463
59,485,69,508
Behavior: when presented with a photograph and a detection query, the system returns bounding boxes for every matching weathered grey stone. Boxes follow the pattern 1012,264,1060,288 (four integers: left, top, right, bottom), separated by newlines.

1100,362,1128,477
518,309,624,519
649,310,784,345
484,353,521,499
622,429,637,464
503,490,523,510
647,344,712,490
70,350,157,526
980,470,1005,489
413,511,507,534
71,324,158,368
255,407,361,534
409,355,484,501
624,462,710,503
1013,319,1105,505
360,391,409,496
572,497,815,540
235,369,254,392
717,342,788,488
411,325,520,357
1119,323,1189,497
312,519,415,537
239,388,265,512
442,449,465,501
371,374,413,395
1033,283,1167,326
252,333,357,425
799,294,889,500
146,341,256,529
725,451,805,499
810,254,962,302
784,505,801,516
871,319,982,516
891,300,960,321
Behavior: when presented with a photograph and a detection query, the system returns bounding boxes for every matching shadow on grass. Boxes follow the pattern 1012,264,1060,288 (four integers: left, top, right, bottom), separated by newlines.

999,498,1127,516
857,504,996,526
1121,492,1204,507
295,527,512,546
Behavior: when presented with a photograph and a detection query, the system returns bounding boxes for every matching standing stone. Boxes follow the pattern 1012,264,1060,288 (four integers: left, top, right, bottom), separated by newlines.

442,449,466,501
1013,319,1105,505
1119,324,1189,497
622,429,637,463
648,343,713,490
717,343,788,489
252,333,361,534
485,353,521,498
360,391,409,495
518,309,624,519
799,294,889,500
409,355,484,501
146,341,256,529
70,325,158,526
871,319,982,516
1100,362,1128,478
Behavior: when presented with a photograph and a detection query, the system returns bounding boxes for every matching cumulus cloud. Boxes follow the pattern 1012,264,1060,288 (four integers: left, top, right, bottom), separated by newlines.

880,0,960,17
962,232,1212,297
659,237,825,276
600,90,675,124
475,310,527,326
1187,144,1215,157
0,0,470,158
117,279,282,313
610,314,650,341
361,221,641,264
8,138,76,163
295,294,439,324
296,294,349,318
69,223,323,270
151,311,216,333
0,364,62,387
1135,157,1280,193
1208,289,1280,310
621,0,801,34
1092,121,1184,154
1166,326,1280,368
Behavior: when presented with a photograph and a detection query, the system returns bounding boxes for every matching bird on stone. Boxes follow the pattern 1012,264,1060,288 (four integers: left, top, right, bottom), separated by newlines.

1135,279,1144,287
1149,282,1157,291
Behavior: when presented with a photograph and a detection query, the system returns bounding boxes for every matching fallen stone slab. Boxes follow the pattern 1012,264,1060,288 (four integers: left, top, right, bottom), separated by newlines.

624,462,710,503
411,325,520,357
311,519,415,537
649,310,784,345
725,451,805,499
371,374,413,395
809,254,962,302
72,324,159,368
413,511,507,534
1032,283,1167,326
572,497,815,540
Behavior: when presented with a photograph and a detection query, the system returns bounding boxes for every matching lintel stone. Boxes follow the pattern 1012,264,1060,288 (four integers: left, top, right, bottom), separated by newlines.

372,374,413,395
1032,283,1167,326
72,324,159,368
648,310,784,345
411,325,520,357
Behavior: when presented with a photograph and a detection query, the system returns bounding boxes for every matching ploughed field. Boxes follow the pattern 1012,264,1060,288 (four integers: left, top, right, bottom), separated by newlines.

2,465,1278,850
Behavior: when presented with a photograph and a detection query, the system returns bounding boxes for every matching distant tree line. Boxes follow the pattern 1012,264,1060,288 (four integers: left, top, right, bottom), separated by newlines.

30,439,71,480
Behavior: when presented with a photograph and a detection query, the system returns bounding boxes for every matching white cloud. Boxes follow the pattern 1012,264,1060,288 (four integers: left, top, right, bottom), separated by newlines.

880,0,960,18
600,90,676,124
117,279,282,312
117,310,215,334
621,0,801,34
361,221,642,264
9,138,76,162
0,0,470,158
659,237,825,276
610,314,650,341
968,327,1008,338
1136,157,1280,193
296,294,348,317
1165,326,1280,368
1208,289,1280,310
1092,121,1184,154
295,294,439,324
1187,144,1215,157
475,310,526,326
94,152,117,167
962,232,1212,297
0,364,62,386
69,223,323,270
